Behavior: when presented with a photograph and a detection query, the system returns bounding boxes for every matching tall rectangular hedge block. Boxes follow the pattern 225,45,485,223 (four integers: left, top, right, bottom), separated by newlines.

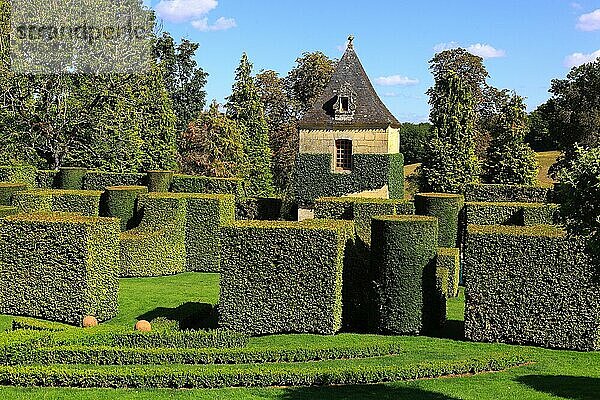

295,153,405,208
0,213,120,326
372,215,443,335
171,175,245,197
464,225,600,351
437,248,461,298
119,193,187,278
465,184,553,203
180,193,235,272
220,220,354,336
415,193,464,248
0,166,36,187
465,202,560,226
12,190,103,216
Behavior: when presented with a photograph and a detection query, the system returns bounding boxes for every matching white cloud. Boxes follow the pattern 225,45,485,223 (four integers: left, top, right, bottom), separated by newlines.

155,0,218,23
576,9,600,31
564,49,600,68
383,92,398,97
192,17,237,31
375,75,419,87
433,42,459,52
466,43,506,58
433,42,506,59
571,2,583,11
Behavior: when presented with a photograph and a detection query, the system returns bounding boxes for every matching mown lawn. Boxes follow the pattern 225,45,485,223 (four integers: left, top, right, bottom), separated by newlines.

0,272,598,399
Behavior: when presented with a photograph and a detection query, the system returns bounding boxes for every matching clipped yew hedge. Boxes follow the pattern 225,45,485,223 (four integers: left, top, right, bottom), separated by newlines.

0,206,17,218
465,183,553,203
415,193,464,248
171,175,245,197
372,215,443,335
83,171,146,191
464,225,600,351
220,220,354,336
0,183,27,206
102,186,148,231
36,170,59,189
0,213,120,326
12,189,103,216
181,193,235,272
0,165,36,187
58,167,87,190
437,247,461,298
465,202,560,226
295,153,405,207
120,193,187,277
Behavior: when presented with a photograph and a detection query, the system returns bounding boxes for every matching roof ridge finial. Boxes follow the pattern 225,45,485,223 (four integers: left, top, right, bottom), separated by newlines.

347,34,354,49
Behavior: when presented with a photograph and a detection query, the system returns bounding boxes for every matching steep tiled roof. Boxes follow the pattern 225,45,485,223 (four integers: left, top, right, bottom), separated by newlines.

299,44,401,129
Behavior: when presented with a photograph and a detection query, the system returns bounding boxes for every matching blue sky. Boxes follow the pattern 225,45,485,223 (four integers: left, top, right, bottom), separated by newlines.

147,0,600,123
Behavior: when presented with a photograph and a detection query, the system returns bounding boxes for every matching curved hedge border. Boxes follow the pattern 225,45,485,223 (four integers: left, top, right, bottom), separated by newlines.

103,186,148,231
372,215,442,335
295,153,405,208
6,342,403,367
0,355,528,389
415,193,464,248
147,171,174,193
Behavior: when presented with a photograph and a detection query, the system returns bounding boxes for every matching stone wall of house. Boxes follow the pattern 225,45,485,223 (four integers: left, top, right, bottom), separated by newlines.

299,127,400,155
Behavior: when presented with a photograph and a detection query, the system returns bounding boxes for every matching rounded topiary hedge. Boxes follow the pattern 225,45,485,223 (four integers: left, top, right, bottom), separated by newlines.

102,186,149,231
0,183,28,206
371,215,439,335
58,167,87,190
147,171,174,193
415,193,464,248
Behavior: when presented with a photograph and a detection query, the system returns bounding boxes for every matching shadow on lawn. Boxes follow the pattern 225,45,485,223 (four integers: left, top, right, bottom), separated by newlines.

281,384,459,400
516,375,600,400
137,302,218,330
431,319,466,341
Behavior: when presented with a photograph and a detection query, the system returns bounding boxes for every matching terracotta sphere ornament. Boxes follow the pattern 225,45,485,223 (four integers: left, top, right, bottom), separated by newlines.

135,320,152,332
82,316,98,328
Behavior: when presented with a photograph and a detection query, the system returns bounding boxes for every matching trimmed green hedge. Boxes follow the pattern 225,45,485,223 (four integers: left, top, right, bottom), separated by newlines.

102,186,148,231
178,193,235,272
236,197,284,221
5,342,401,367
171,174,246,197
0,165,36,187
465,202,560,226
147,171,174,193
295,153,405,208
58,167,87,190
36,170,59,189
0,206,17,218
415,193,464,247
120,193,187,277
83,171,146,191
11,318,68,332
0,213,120,326
0,183,27,206
12,190,103,216
220,220,354,335
372,215,442,335
437,247,460,298
465,183,552,203
0,355,527,389
464,225,600,351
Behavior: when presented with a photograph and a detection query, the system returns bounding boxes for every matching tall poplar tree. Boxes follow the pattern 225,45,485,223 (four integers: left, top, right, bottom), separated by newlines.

226,53,274,197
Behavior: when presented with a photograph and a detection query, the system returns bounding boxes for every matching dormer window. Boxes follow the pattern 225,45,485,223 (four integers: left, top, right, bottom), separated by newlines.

339,96,350,112
335,139,353,171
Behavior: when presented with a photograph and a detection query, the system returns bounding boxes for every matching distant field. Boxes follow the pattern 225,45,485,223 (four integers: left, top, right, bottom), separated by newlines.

403,151,561,198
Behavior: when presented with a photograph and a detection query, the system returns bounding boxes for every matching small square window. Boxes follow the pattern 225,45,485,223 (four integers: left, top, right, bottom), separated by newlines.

335,139,352,171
